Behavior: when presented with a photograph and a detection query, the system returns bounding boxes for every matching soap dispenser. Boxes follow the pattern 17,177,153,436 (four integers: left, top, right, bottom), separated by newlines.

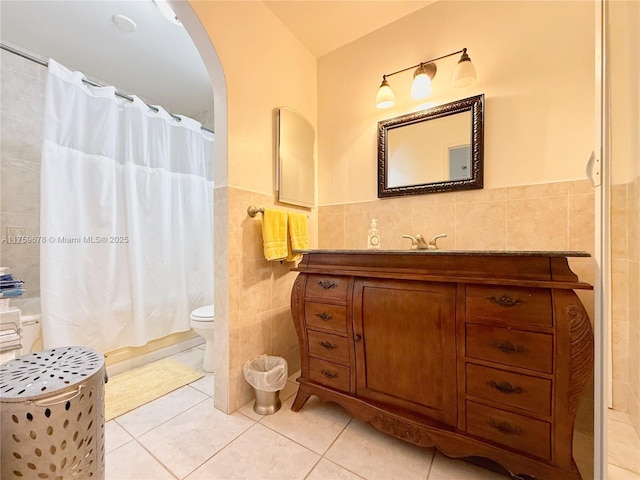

367,219,381,250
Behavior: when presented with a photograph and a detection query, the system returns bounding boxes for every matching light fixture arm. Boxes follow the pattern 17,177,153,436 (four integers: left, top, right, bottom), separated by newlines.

380,48,467,79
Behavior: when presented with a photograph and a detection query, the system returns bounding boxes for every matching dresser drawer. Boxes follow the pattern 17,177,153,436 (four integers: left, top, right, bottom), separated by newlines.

308,358,351,392
466,401,551,460
465,285,552,327
307,330,350,364
305,275,349,302
305,302,348,333
466,363,552,415
466,324,553,373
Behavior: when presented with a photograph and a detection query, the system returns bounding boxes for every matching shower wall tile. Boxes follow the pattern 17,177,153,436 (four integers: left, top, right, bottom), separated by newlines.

1,51,46,303
0,75,45,161
1,49,43,80
0,158,41,216
611,184,629,260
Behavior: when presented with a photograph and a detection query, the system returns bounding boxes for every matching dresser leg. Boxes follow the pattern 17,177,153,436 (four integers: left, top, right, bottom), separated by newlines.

291,387,312,411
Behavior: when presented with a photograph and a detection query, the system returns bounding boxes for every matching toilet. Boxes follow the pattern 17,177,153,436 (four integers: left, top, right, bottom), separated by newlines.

190,305,214,372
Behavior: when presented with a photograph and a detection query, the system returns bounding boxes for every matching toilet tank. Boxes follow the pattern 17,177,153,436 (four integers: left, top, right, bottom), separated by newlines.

20,314,42,355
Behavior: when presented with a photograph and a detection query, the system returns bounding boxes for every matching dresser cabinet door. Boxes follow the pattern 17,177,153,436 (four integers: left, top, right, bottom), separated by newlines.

352,279,457,427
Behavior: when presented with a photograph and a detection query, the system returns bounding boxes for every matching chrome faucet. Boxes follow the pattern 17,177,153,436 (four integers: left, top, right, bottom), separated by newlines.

403,233,447,250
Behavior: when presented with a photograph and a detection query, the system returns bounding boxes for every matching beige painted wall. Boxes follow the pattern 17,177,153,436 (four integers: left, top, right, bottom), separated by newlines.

190,1,317,194
317,1,594,205
188,1,318,411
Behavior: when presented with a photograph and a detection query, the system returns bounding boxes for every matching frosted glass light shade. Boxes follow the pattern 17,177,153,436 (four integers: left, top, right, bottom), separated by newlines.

410,72,432,99
452,55,477,88
410,63,436,100
376,79,395,109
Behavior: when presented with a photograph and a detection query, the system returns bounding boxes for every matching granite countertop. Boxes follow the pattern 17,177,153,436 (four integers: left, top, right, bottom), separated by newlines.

295,249,591,258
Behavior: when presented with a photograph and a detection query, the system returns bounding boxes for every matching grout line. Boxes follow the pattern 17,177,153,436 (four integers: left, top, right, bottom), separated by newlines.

133,437,180,480
180,420,259,479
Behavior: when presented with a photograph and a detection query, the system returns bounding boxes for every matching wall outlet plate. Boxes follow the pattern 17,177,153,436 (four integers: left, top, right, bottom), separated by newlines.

7,226,26,238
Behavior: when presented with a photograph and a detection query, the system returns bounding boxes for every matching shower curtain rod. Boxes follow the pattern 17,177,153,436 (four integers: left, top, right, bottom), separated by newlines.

1,42,215,135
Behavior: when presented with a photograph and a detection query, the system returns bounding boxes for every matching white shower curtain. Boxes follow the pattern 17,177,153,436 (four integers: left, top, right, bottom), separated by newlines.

40,59,214,353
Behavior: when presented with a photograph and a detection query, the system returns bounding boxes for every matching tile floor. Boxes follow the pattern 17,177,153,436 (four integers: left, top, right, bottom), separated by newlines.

104,346,638,480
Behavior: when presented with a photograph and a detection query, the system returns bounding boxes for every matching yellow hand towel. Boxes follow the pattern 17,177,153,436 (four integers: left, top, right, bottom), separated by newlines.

286,212,309,262
262,209,288,261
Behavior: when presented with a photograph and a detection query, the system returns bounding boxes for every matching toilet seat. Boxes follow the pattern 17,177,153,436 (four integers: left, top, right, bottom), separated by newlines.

190,305,214,322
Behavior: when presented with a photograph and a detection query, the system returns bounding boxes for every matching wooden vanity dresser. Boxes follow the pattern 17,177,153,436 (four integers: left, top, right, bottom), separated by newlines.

290,250,593,480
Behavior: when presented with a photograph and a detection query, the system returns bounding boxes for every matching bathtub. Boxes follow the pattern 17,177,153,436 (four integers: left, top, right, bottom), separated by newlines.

6,296,203,375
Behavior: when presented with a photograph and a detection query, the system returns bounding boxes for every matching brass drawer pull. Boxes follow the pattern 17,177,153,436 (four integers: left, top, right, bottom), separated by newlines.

489,380,524,395
318,280,337,290
315,312,334,321
489,419,522,435
487,294,524,308
491,340,525,354
320,341,337,350
320,369,337,378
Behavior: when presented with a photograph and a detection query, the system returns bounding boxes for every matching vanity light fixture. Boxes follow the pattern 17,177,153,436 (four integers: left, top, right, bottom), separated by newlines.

375,48,477,109
153,0,182,26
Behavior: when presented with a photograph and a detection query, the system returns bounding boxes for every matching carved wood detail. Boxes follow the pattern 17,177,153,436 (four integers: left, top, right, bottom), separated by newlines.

568,304,594,418
371,414,429,445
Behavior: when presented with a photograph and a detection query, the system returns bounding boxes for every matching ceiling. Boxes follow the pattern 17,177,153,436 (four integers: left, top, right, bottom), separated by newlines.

0,1,432,118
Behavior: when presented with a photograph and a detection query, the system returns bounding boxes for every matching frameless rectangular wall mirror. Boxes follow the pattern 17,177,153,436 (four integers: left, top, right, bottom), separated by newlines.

277,107,316,208
378,94,484,197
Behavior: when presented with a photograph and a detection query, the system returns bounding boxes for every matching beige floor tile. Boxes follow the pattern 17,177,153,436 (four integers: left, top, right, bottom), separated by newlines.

171,345,207,371
116,385,208,437
260,395,351,454
609,464,640,480
190,372,215,397
427,452,510,479
609,409,633,425
325,419,434,480
105,440,174,480
185,423,319,479
306,458,365,479
138,398,254,479
608,418,640,473
105,420,133,454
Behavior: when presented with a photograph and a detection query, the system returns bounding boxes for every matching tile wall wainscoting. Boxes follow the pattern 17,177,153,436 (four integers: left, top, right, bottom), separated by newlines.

611,177,640,431
0,49,45,309
317,180,596,315
221,186,317,411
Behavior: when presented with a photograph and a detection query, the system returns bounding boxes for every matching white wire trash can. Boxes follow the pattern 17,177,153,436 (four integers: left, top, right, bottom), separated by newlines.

0,346,106,479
